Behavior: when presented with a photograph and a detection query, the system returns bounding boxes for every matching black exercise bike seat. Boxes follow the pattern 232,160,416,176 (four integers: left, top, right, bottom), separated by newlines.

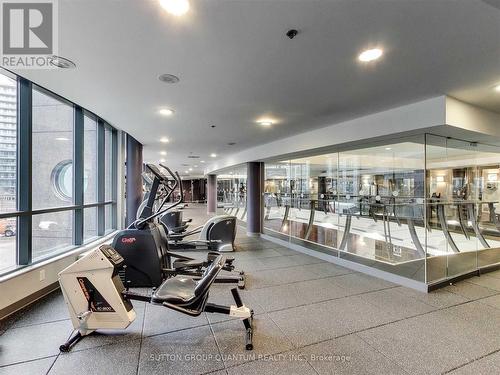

151,276,197,304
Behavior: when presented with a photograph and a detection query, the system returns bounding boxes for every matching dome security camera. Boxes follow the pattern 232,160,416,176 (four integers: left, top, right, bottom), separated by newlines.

286,29,298,39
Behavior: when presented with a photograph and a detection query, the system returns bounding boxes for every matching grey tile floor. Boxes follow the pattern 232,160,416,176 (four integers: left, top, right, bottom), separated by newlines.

1,205,500,374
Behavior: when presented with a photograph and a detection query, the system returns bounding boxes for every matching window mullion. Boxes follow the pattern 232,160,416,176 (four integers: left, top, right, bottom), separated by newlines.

73,106,84,245
97,119,105,235
17,77,32,265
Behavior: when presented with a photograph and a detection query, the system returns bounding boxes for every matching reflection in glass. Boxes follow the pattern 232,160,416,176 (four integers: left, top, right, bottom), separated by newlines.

83,207,98,242
32,211,73,261
84,115,98,203
263,136,500,284
0,217,16,272
218,165,247,222
32,88,74,210
0,72,17,214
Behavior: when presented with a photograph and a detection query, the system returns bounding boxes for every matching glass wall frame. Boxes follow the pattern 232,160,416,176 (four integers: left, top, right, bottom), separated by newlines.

0,69,119,276
263,134,500,286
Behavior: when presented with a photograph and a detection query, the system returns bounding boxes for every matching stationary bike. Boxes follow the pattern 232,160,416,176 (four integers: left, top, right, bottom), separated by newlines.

59,245,253,352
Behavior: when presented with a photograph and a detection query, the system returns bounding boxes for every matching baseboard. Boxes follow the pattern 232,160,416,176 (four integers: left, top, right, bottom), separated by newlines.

428,263,500,291
0,281,60,321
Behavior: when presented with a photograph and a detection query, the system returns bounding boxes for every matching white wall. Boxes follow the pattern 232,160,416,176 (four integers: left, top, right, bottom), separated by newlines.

206,95,500,174
205,96,447,173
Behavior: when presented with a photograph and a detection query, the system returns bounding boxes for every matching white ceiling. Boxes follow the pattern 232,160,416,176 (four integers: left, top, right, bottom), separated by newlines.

11,0,500,177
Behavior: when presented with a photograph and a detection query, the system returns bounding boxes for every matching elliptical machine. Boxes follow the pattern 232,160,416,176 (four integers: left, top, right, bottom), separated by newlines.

111,164,245,288
157,163,237,252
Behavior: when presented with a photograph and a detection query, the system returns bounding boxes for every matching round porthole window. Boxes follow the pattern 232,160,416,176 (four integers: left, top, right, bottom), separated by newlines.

51,160,89,201
51,160,73,201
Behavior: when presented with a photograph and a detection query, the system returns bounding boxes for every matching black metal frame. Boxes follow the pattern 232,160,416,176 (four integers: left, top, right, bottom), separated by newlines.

0,70,120,276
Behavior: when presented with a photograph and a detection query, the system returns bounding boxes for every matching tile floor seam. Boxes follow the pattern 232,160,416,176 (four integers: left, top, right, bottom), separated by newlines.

142,321,211,339
245,285,400,316
45,354,59,375
6,317,71,331
457,280,500,295
304,359,321,375
46,327,76,374
205,318,227,374
0,355,58,370
441,347,500,374
265,311,299,350
136,303,147,375
352,332,412,375
248,271,356,291
263,295,496,358
238,259,326,273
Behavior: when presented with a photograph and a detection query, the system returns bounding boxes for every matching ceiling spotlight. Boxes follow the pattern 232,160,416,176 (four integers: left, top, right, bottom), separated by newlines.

159,0,190,16
185,170,189,174
358,48,383,62
160,151,167,156
194,165,198,167
160,137,169,143
200,160,205,163
385,147,392,151
160,158,166,163
159,108,174,116
49,55,76,69
189,168,193,171
210,153,217,158
494,84,500,92
55,137,70,141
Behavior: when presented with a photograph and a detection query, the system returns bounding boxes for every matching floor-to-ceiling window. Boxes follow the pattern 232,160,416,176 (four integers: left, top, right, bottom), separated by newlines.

0,71,17,273
0,68,121,276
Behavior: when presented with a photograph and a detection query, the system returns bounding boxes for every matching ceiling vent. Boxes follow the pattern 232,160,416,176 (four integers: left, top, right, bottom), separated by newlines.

49,56,76,69
158,74,180,84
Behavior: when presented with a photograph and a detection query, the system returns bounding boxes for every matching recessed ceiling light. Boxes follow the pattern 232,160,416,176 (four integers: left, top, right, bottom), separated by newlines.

158,73,180,84
257,118,275,126
194,165,198,167
358,48,383,62
494,84,500,92
160,158,166,163
200,160,205,163
385,147,392,151
55,137,70,141
160,137,169,143
159,0,190,16
159,108,174,116
160,151,167,155
49,55,76,69
210,153,217,158
185,170,189,174
189,168,193,171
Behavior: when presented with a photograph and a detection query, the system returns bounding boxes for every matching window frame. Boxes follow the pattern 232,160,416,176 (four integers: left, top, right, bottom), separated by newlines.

0,70,119,276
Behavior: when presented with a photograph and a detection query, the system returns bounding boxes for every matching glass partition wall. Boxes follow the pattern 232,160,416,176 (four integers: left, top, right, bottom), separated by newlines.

263,135,500,286
218,165,248,224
